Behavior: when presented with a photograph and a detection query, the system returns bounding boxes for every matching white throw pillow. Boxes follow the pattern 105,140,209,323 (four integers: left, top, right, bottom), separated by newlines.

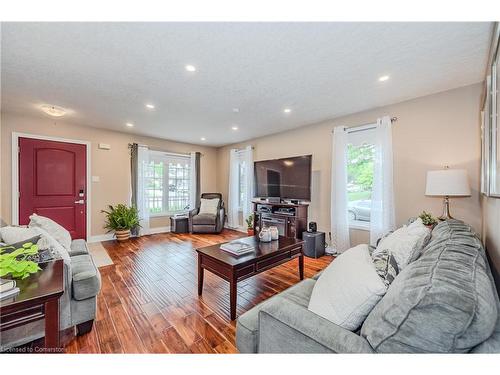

199,198,220,215
28,214,72,251
308,244,388,331
0,226,40,244
374,218,430,271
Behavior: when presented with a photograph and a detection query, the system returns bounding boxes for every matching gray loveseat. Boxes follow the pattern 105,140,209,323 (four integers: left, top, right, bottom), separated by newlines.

1,239,101,350
236,220,500,353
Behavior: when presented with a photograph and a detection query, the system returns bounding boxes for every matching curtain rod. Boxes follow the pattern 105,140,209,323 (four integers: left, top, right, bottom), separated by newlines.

127,143,203,157
332,116,398,134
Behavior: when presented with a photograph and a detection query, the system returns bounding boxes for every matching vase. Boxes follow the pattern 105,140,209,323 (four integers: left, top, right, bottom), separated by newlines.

247,228,255,236
115,229,131,241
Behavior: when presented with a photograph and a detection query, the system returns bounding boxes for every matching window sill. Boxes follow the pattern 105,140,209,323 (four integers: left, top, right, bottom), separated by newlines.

150,211,188,218
349,221,370,231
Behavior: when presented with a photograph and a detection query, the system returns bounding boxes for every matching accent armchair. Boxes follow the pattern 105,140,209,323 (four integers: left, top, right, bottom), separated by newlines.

189,193,225,233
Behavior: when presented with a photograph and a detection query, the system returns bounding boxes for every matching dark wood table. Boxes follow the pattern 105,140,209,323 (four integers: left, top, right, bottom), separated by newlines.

196,236,304,320
0,259,64,351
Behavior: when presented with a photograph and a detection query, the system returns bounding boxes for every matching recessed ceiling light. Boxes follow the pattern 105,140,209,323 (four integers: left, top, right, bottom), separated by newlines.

232,108,240,113
283,108,292,114
185,64,196,72
201,137,206,141
40,104,66,117
126,123,134,127
231,126,239,131
378,75,390,82
145,104,155,109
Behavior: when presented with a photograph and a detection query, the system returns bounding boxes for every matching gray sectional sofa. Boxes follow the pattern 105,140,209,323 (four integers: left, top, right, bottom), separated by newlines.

1,239,101,350
236,220,500,353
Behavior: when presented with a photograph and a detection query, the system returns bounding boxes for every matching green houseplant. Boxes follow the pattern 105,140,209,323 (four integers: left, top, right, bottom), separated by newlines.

245,214,255,236
102,204,141,241
0,242,41,279
419,211,438,228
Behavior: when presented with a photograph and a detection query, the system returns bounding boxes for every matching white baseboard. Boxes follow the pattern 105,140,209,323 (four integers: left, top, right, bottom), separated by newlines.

88,226,171,243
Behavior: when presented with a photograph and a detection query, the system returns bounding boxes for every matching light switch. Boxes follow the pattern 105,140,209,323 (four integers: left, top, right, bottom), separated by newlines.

92,176,100,183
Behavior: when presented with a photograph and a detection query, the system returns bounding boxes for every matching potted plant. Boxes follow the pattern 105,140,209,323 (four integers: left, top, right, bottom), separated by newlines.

102,204,141,241
245,214,255,236
419,211,438,229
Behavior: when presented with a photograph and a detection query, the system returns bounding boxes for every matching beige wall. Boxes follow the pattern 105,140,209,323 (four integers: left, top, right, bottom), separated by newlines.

0,112,218,238
217,83,483,246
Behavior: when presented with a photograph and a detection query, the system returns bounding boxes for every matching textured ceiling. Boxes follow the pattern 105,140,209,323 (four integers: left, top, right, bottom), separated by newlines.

0,22,492,146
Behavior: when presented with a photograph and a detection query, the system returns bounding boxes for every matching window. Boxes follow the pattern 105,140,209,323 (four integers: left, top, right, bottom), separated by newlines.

145,151,191,216
346,128,375,229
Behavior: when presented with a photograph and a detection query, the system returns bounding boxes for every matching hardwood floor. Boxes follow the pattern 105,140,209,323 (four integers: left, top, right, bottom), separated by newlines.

65,230,333,353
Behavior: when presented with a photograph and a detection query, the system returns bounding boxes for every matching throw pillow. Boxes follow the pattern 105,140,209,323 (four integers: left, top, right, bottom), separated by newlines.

28,214,72,251
308,244,388,331
32,227,71,264
374,218,431,271
199,198,220,215
372,249,399,287
0,226,40,244
0,235,41,254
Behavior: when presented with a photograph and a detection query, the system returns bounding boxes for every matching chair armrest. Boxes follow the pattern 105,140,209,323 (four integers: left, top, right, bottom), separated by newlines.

258,296,374,353
188,208,200,232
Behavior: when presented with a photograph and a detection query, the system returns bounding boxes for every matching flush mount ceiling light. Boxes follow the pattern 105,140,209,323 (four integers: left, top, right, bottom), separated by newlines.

283,108,292,114
126,122,134,127
145,103,155,109
185,64,196,72
231,125,239,130
40,104,66,117
378,75,390,82
201,137,206,141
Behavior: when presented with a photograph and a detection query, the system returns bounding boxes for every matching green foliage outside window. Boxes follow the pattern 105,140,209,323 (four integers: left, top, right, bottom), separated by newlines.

347,143,374,201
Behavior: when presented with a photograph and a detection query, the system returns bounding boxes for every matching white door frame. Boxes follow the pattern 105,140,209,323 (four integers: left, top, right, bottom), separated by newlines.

12,132,92,241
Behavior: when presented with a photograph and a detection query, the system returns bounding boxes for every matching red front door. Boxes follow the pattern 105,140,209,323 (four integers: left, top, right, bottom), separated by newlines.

19,137,87,239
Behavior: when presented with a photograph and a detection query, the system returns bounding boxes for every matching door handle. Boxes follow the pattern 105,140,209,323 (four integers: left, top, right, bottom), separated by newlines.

74,200,85,204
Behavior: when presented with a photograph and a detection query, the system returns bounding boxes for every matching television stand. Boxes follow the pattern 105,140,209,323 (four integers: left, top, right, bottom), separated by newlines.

253,200,309,239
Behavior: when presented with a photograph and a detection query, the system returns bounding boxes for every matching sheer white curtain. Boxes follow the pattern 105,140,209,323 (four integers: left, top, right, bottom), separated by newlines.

227,149,240,228
189,151,197,210
137,145,150,236
370,116,396,245
241,146,254,222
331,127,350,253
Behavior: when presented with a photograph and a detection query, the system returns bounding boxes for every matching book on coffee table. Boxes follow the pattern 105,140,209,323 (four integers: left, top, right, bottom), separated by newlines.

220,240,255,256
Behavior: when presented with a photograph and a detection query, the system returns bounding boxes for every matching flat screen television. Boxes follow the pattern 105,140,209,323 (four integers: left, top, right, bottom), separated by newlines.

254,155,312,201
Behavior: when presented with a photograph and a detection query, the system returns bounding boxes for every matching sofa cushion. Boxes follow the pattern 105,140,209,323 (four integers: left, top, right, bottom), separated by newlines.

193,213,217,225
236,278,316,353
71,254,101,301
70,239,89,257
361,220,499,353
308,244,387,331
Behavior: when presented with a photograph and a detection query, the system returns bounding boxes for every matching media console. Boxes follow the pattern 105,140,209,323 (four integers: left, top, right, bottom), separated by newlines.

253,200,309,239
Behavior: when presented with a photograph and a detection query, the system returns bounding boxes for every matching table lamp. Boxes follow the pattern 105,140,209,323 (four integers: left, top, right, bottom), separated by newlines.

425,168,471,220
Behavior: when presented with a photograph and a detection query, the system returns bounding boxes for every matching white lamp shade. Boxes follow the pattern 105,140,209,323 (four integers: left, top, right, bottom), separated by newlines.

425,169,471,197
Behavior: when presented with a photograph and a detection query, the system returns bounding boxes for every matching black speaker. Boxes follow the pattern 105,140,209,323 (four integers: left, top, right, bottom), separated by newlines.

308,221,317,232
302,231,325,258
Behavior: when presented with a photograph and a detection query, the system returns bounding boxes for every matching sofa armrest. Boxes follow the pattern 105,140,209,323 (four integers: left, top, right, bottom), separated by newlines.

259,296,374,353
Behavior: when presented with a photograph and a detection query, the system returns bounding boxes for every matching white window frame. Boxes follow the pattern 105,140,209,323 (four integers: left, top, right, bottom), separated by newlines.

146,150,191,217
346,125,376,231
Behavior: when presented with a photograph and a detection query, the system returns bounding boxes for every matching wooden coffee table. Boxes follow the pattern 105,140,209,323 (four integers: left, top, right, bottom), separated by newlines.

196,236,304,320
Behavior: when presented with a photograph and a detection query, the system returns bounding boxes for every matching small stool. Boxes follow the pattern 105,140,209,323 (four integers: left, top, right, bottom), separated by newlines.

170,216,189,233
